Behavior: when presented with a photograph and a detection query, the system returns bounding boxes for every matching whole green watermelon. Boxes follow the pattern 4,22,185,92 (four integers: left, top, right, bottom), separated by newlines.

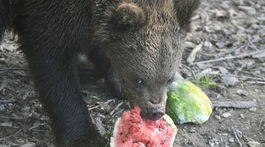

167,79,212,124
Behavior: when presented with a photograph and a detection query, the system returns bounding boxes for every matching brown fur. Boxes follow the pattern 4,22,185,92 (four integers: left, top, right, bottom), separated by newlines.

0,0,200,145
89,0,200,114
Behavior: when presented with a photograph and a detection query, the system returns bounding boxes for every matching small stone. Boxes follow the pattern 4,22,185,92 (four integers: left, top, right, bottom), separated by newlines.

15,139,25,144
249,107,257,112
189,128,196,133
0,104,5,111
247,140,261,147
215,10,228,18
0,122,12,127
21,142,36,147
215,115,221,120
229,138,234,143
229,9,238,17
238,6,256,15
216,41,225,48
240,114,245,118
204,41,213,48
185,41,197,48
219,67,229,75
233,0,244,5
236,89,248,96
221,112,232,118
222,75,239,87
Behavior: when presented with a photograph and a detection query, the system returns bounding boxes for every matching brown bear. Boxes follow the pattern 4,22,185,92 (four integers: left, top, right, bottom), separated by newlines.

0,0,200,146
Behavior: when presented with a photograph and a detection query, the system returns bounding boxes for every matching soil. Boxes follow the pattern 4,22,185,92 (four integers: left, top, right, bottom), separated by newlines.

0,0,264,147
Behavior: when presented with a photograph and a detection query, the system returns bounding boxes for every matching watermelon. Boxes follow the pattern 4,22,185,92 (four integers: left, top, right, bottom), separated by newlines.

110,106,177,147
167,79,212,124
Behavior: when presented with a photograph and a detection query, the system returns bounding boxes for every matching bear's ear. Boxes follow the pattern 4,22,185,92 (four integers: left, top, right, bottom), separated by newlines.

174,0,201,33
113,3,146,31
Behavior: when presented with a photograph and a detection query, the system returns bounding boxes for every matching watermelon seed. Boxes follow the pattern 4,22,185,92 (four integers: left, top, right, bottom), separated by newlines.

162,138,169,145
146,140,150,146
120,132,123,135
164,123,169,127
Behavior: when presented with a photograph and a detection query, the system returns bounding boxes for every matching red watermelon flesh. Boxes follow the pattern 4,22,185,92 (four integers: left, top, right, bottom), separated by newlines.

111,106,177,147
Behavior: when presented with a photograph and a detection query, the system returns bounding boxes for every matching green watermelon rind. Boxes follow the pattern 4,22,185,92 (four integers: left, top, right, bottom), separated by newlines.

110,117,121,147
110,115,177,147
167,79,212,124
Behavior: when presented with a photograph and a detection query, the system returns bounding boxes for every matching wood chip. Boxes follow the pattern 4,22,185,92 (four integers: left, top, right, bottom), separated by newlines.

212,100,257,109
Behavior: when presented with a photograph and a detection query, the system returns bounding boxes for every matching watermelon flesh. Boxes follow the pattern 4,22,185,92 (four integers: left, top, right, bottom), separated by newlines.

110,106,177,147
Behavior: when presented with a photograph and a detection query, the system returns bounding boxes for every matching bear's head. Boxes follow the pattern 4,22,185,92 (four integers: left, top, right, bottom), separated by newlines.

90,0,200,120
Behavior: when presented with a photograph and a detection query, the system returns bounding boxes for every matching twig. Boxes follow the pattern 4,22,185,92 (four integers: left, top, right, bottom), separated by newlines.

110,102,124,116
112,109,124,117
247,81,265,85
212,101,257,109
239,76,265,82
259,117,265,129
0,78,8,91
87,99,115,111
192,50,264,65
0,129,22,141
187,43,203,64
219,37,265,56
0,115,28,120
0,67,25,72
239,71,265,79
0,98,15,103
232,127,243,147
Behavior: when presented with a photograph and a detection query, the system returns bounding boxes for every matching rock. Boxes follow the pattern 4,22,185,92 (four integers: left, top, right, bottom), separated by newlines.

215,10,228,18
0,104,5,111
215,115,221,121
221,112,232,118
249,107,257,112
229,138,234,143
204,41,213,48
240,114,245,118
0,122,12,127
219,67,229,75
232,0,244,5
222,75,239,87
185,41,197,49
216,41,225,48
246,137,261,147
21,142,36,147
189,128,196,133
236,89,248,96
238,6,256,15
209,138,219,147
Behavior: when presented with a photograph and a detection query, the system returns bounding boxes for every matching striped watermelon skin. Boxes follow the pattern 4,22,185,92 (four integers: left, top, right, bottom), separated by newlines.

167,79,212,124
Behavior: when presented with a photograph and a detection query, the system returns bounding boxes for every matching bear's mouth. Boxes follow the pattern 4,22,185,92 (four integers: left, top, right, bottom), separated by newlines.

130,101,165,120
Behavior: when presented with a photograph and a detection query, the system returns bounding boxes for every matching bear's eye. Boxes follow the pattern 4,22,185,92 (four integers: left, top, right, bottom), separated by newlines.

136,79,145,86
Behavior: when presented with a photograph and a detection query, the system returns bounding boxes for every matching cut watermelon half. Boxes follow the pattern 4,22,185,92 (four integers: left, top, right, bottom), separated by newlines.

110,106,177,147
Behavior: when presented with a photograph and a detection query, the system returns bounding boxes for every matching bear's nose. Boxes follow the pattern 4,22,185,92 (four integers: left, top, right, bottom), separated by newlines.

141,108,165,120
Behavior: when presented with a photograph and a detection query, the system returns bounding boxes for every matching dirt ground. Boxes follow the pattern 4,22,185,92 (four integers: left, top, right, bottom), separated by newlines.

0,0,264,147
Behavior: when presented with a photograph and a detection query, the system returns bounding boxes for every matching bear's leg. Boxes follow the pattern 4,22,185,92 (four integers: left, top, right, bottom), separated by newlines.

16,16,106,147
89,48,125,99
21,46,106,146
